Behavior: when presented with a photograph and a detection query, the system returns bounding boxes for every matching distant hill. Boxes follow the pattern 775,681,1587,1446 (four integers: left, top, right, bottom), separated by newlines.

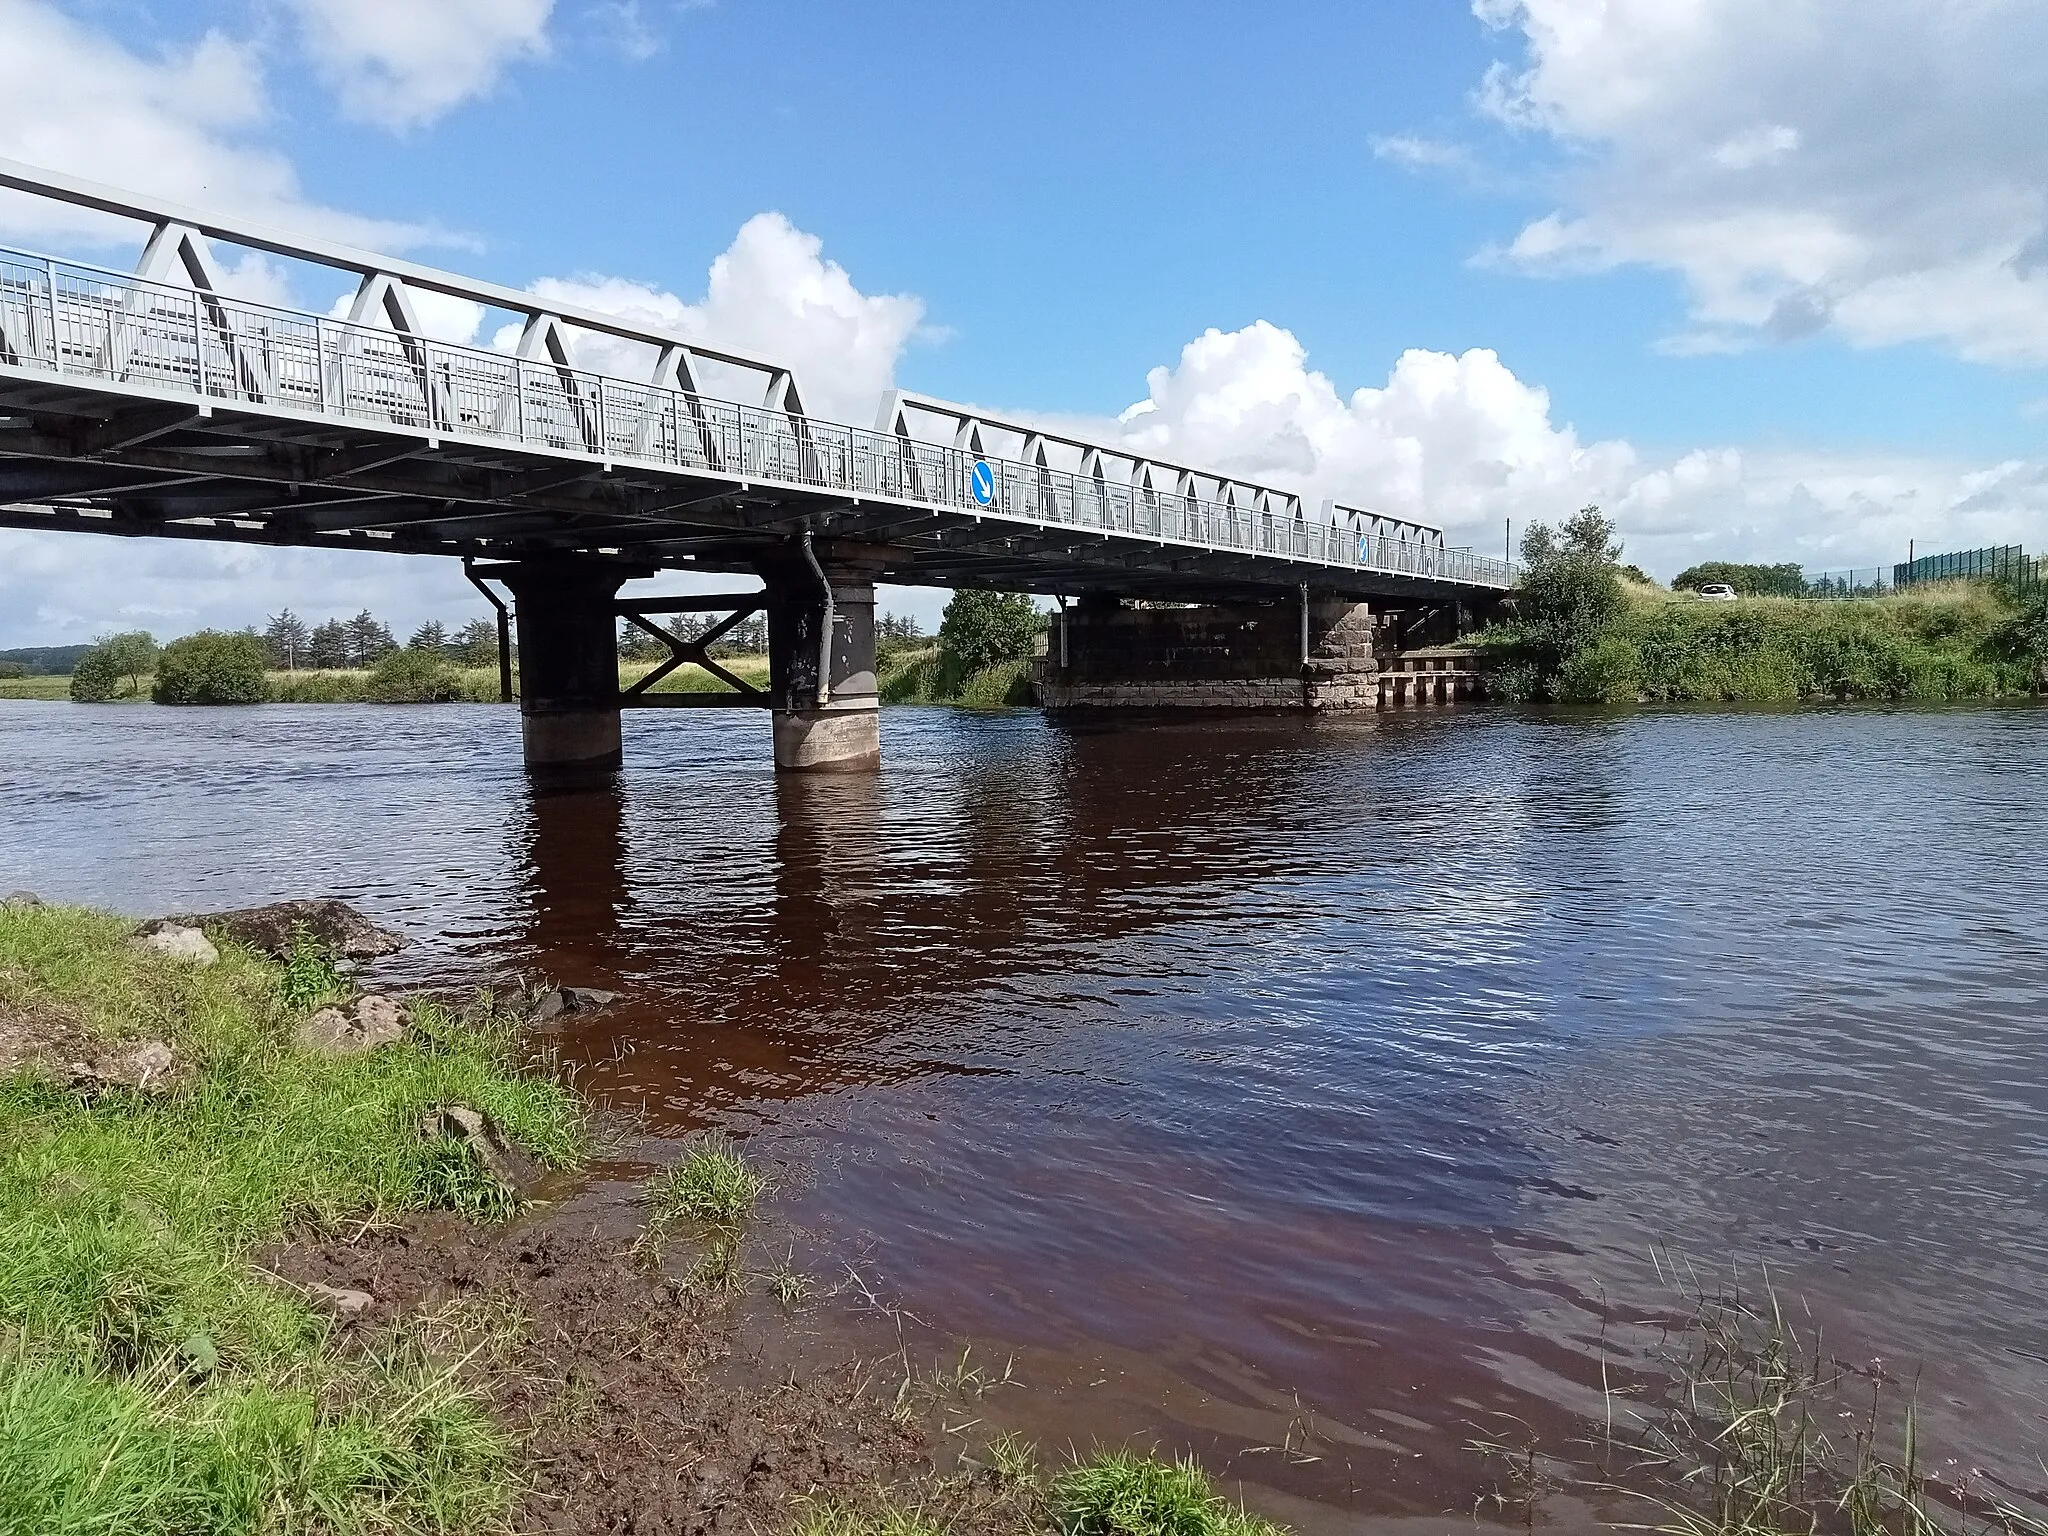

0,645,90,676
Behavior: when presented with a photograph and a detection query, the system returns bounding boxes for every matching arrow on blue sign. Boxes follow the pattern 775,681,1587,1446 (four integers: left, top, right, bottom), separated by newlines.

969,460,995,506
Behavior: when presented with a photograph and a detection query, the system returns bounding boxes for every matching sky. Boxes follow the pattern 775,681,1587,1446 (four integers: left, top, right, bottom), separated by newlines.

1,0,2045,644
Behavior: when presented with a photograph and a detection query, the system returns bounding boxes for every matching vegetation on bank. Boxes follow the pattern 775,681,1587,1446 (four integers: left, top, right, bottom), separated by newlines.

0,902,579,1534
1481,508,2048,705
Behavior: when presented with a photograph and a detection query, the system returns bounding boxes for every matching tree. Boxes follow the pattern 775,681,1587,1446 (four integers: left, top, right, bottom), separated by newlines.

152,631,268,705
406,620,448,654
344,611,396,669
69,631,155,701
1670,561,1806,597
451,618,499,668
264,610,310,671
876,611,924,661
1515,505,1628,684
308,619,351,670
938,590,1042,673
617,621,666,662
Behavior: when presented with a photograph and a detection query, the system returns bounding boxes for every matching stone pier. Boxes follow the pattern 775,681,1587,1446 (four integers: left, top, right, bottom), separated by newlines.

1034,595,1380,713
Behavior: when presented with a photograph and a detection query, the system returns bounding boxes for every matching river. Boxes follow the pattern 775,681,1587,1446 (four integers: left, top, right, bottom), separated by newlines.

3,696,2044,1527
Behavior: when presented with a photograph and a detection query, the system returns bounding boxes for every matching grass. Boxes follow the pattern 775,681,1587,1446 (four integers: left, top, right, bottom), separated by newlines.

620,655,772,696
644,1134,766,1228
1053,1449,1286,1536
791,1500,951,1536
1482,582,2046,705
879,647,1033,707
0,902,582,1535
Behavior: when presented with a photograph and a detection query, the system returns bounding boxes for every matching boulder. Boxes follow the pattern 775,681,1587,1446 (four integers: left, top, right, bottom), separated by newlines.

293,995,407,1055
176,899,404,961
131,921,220,966
419,1104,547,1202
303,1281,374,1322
1,891,41,909
530,985,619,1023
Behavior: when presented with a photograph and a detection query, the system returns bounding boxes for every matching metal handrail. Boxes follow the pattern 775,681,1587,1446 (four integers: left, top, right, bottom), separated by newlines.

0,244,1518,590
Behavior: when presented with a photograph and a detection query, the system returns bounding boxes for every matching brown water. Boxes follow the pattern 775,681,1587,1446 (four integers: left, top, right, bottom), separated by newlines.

4,697,2046,1525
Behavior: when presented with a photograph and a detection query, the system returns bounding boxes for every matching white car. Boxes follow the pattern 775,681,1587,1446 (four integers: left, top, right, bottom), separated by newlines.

1694,582,1739,601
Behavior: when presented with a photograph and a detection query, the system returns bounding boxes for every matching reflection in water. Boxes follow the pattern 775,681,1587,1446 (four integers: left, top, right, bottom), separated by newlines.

2,698,2045,1524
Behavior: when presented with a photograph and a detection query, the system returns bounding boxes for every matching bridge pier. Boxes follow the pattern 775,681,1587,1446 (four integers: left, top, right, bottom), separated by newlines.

501,559,639,771
759,542,883,772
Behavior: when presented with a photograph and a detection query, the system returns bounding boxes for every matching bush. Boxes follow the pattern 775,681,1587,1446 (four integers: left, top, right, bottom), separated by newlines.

1512,506,1628,689
365,647,464,703
68,631,156,702
937,589,1042,673
151,631,268,705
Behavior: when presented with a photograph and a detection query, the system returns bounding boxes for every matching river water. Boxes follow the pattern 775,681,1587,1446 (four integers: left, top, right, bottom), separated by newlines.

3,697,2044,1526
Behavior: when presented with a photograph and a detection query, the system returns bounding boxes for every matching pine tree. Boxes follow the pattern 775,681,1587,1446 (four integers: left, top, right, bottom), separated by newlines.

345,611,396,669
451,618,499,668
308,619,350,670
407,620,449,655
264,610,310,671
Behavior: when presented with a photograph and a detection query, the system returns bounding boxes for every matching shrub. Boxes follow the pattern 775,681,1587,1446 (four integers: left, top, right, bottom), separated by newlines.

365,647,464,703
151,631,268,705
1554,633,1643,703
1511,506,1628,690
938,589,1042,673
69,631,156,702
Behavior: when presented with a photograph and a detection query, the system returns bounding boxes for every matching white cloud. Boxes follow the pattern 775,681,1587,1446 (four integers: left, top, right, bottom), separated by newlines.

1468,0,2048,363
1371,134,1474,173
501,213,926,424
284,0,554,130
0,0,434,252
1104,320,2047,577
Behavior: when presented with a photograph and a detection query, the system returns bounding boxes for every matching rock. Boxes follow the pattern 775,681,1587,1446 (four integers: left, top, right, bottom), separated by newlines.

130,921,219,966
1,891,41,909
175,899,404,961
531,986,619,1023
293,995,407,1055
303,1281,374,1322
419,1104,547,1202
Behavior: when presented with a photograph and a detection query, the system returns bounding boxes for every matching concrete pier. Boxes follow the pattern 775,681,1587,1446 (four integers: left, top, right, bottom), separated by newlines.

760,544,884,772
501,559,637,771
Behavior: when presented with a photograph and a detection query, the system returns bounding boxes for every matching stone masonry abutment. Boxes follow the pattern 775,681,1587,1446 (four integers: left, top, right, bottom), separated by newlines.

1034,595,1380,713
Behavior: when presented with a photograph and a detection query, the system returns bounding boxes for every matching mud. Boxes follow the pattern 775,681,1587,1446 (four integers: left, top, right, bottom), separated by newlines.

270,1209,1028,1535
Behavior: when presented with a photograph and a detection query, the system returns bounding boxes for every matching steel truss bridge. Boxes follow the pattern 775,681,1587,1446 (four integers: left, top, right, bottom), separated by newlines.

0,160,1514,605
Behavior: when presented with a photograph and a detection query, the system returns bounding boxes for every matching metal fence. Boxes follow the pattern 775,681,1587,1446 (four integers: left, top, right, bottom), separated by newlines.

1802,550,2042,599
0,244,1516,590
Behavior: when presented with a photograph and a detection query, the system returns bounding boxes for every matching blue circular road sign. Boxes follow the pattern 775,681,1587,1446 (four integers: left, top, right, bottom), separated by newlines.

969,459,995,506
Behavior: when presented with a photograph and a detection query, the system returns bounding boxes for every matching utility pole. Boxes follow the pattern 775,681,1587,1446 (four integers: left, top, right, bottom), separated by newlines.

1505,517,1513,564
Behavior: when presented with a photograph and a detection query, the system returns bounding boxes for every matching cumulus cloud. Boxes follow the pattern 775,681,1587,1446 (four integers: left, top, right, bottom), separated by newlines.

283,0,555,130
1106,320,2047,576
0,0,427,250
1467,0,2048,363
499,213,926,424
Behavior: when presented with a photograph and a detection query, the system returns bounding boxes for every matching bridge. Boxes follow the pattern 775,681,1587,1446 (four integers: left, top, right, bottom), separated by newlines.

0,160,1514,772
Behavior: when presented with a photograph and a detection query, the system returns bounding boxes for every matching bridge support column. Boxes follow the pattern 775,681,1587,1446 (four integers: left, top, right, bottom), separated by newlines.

501,559,638,771
759,542,883,772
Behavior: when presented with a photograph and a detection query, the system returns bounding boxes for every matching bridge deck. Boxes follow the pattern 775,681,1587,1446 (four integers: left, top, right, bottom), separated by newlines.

0,174,1513,603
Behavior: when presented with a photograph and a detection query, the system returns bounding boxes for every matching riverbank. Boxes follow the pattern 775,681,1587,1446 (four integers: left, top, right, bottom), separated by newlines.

1479,581,2047,704
0,898,1284,1535
0,651,1038,709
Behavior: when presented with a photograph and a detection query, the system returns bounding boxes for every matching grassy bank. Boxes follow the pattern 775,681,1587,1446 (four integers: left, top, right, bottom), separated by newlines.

0,903,578,1534
879,646,1033,707
1483,582,2047,705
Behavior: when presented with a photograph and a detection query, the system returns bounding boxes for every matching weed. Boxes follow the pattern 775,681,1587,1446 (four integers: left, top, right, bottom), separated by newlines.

987,1430,1041,1487
683,1237,745,1298
645,1134,766,1229
763,1251,814,1308
277,922,347,1013
1053,1448,1288,1536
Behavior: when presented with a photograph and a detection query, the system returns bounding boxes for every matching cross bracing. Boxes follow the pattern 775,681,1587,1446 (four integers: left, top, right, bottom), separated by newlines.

0,159,1515,602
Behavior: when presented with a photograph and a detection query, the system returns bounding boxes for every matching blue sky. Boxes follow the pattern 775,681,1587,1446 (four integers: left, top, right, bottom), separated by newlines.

1,0,2045,642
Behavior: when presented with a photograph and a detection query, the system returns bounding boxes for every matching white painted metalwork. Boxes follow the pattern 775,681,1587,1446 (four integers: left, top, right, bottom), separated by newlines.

0,159,1516,591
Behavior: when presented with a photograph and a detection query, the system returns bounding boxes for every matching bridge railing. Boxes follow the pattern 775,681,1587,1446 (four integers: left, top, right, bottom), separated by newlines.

0,245,1515,590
